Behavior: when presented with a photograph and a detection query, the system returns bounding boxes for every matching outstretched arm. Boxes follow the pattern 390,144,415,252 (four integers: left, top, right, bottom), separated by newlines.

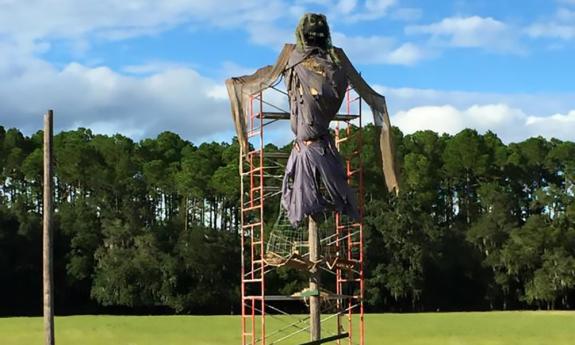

225,44,295,155
334,47,400,194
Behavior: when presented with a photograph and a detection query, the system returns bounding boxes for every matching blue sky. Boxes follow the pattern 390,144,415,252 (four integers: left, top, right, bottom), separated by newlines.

1,0,575,144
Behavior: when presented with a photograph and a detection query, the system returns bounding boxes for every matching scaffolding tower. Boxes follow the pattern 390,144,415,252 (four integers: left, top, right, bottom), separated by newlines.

240,81,365,345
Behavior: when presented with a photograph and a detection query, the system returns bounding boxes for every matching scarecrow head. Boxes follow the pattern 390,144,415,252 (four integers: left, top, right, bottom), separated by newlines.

296,13,332,51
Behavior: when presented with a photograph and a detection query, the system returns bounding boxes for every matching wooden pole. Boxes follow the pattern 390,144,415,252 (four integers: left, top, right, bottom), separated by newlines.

308,216,320,341
43,110,55,345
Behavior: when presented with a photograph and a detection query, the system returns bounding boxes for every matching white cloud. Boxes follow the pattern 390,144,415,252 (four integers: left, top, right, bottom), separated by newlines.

526,8,575,40
245,22,293,50
557,7,575,20
527,23,575,40
392,104,524,139
343,0,397,22
336,0,358,14
322,0,397,22
393,105,466,134
379,85,575,118
0,0,287,40
1,0,574,146
295,0,331,4
332,32,428,65
525,110,575,139
121,61,195,75
406,16,522,53
0,0,292,63
0,57,231,142
365,0,396,13
385,43,428,65
367,85,575,142
219,62,259,79
3,49,575,145
390,7,423,22
391,103,575,143
0,0,300,142
0,0,416,145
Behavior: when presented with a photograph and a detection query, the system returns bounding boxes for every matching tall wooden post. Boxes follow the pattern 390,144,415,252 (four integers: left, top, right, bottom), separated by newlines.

43,110,55,345
308,216,320,341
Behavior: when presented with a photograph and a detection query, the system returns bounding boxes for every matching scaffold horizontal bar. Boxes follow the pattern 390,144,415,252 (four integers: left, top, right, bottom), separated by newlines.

263,186,281,192
243,278,263,283
336,223,361,229
261,294,358,301
241,167,263,176
257,111,359,121
246,149,263,156
242,204,262,212
249,151,290,159
337,278,362,283
242,222,262,228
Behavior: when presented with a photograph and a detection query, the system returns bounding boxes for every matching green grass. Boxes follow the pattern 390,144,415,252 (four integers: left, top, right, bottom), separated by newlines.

1,312,574,345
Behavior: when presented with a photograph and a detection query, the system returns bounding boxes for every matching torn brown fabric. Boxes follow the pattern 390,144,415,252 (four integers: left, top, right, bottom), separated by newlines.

225,43,399,193
225,44,294,156
333,47,399,194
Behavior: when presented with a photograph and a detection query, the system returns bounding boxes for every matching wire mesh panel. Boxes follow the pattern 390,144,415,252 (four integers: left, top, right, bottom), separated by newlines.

265,210,307,267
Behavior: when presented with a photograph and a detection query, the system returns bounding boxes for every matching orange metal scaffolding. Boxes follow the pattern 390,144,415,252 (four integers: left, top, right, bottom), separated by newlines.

240,81,365,345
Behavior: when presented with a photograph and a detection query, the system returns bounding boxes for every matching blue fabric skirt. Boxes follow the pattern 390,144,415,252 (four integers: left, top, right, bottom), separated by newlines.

281,135,359,227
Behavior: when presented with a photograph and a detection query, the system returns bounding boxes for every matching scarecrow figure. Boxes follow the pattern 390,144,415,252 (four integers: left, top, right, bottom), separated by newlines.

226,13,398,227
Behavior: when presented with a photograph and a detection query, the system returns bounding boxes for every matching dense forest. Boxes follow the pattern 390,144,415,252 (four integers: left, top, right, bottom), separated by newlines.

0,123,574,316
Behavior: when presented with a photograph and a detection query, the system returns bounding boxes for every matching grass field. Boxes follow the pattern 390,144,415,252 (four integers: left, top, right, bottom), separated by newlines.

1,311,574,345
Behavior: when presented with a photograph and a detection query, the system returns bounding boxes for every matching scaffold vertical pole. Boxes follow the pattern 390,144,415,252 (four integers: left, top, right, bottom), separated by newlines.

309,216,321,341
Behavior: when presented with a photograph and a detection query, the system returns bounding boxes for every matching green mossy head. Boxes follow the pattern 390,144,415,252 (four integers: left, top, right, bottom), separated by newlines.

295,13,333,51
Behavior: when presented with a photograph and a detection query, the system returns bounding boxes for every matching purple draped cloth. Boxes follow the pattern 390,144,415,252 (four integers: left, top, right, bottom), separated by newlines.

281,47,359,227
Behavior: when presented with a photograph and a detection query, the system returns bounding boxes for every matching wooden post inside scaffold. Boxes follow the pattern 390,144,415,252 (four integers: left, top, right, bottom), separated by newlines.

308,216,320,341
43,110,55,345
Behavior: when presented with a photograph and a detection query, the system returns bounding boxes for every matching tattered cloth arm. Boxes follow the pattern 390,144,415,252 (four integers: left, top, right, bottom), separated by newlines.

333,47,399,194
225,43,399,193
225,44,296,156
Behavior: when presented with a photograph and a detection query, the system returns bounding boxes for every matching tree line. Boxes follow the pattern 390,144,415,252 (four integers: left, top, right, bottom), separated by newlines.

0,124,574,315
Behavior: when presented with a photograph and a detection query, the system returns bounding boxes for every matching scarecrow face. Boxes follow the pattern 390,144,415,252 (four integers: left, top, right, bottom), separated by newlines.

301,14,330,49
